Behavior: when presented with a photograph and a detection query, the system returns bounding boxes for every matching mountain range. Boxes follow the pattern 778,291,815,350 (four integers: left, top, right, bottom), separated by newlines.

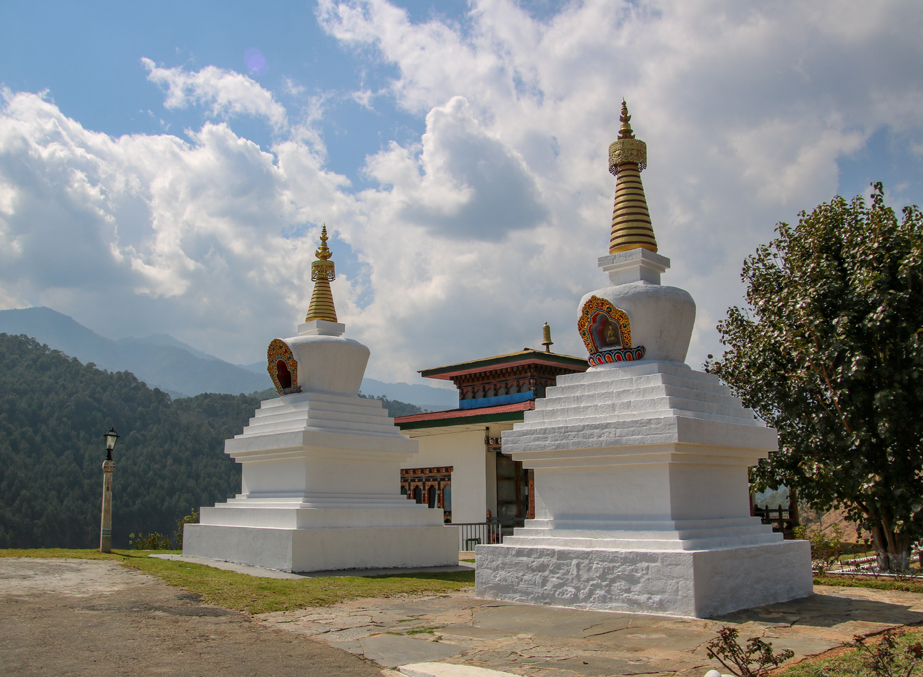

0,307,458,409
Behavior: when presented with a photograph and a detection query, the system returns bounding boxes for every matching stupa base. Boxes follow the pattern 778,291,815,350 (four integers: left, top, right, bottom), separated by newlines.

475,540,811,618
184,523,458,573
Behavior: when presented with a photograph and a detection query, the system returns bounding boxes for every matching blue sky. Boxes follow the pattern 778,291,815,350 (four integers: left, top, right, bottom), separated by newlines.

1,0,921,386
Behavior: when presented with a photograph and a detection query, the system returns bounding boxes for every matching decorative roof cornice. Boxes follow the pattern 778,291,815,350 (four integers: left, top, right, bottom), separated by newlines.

419,349,588,381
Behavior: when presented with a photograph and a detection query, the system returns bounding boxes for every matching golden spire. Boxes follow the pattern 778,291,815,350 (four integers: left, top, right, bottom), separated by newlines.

305,225,338,322
607,101,657,254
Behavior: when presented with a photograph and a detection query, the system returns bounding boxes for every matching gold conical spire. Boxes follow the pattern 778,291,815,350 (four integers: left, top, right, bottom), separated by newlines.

607,101,657,254
305,225,338,322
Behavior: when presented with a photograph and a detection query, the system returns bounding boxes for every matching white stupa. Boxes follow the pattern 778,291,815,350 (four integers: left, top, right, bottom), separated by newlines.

184,227,458,572
474,104,811,618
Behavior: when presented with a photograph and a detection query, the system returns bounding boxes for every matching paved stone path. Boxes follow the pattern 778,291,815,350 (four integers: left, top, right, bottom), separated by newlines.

0,558,383,677
257,585,923,676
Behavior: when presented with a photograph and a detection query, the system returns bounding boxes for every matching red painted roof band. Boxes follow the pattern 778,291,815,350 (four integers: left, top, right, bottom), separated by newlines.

394,400,535,424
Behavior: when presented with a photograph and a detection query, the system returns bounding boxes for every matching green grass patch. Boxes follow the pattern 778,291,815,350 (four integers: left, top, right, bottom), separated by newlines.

815,575,923,594
836,549,875,562
0,548,176,560
775,629,923,677
1,548,475,615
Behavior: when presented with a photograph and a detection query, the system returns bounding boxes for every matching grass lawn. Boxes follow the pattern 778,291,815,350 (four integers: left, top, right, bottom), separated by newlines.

815,574,923,595
0,548,475,614
775,628,923,677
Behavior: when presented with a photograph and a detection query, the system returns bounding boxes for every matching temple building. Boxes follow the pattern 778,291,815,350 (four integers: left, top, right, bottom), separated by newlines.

394,330,587,536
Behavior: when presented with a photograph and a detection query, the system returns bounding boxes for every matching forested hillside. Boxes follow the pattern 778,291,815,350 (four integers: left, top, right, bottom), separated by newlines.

0,333,426,548
358,392,424,417
0,333,252,548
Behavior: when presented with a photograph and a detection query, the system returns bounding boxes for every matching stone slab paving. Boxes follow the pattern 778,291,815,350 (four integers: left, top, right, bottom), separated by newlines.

257,585,923,677
152,554,474,579
400,663,519,677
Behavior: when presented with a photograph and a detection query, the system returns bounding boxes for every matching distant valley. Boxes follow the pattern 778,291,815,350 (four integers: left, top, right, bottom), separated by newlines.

0,307,457,410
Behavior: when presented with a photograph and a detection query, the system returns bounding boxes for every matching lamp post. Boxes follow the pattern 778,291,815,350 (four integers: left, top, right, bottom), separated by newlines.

100,427,120,553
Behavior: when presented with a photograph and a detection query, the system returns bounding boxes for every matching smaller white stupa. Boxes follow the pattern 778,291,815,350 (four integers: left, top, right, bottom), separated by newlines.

474,104,811,618
184,227,458,572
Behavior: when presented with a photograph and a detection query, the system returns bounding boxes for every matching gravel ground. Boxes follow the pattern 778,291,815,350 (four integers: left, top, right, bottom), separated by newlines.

0,557,385,677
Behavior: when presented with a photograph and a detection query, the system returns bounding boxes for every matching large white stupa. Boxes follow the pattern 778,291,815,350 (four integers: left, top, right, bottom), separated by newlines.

184,227,458,572
474,104,811,618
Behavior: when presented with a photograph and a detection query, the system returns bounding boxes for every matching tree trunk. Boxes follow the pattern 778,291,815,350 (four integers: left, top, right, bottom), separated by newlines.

869,520,912,572
788,487,800,531
889,531,913,573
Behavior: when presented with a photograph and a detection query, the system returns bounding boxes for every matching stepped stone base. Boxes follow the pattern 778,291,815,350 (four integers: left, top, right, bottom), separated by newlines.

475,540,812,618
184,521,458,573
184,386,459,573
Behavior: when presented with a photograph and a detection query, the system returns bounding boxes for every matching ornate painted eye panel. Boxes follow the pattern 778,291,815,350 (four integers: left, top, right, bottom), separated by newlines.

577,296,646,366
267,339,302,395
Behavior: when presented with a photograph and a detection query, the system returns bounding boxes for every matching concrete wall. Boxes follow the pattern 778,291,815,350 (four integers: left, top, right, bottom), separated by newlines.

476,540,812,617
403,422,516,525
403,429,486,524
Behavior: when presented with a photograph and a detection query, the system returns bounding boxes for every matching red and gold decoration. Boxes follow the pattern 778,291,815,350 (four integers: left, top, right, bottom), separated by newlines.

267,338,301,395
578,295,646,366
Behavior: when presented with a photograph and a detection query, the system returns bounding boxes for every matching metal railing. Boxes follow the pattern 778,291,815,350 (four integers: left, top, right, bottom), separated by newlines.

753,506,795,535
453,521,502,551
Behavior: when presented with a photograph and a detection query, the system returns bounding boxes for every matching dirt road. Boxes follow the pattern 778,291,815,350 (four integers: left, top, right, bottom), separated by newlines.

0,558,384,677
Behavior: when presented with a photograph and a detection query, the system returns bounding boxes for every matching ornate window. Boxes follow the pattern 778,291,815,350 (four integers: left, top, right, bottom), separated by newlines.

401,467,453,523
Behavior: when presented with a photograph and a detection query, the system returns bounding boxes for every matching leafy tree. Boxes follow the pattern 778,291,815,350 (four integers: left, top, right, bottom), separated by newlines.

707,184,923,571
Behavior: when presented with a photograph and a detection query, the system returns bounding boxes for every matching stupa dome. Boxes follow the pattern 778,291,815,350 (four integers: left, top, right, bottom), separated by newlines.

578,102,695,366
266,226,370,396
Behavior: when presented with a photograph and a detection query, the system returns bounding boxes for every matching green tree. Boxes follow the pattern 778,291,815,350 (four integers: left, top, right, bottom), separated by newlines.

707,184,923,571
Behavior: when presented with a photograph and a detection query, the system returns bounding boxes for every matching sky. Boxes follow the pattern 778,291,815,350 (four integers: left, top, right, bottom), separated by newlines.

1,1,922,389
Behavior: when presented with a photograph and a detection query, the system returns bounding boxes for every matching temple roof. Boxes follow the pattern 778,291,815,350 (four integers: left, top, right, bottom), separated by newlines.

395,400,535,430
419,348,587,381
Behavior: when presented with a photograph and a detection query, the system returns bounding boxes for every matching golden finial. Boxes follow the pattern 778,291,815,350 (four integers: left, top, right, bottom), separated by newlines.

607,101,657,254
315,224,333,261
542,322,553,353
618,100,635,140
305,225,338,322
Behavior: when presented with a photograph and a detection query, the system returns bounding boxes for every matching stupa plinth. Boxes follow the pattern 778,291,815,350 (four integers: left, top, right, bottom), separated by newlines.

474,104,811,618
184,226,458,572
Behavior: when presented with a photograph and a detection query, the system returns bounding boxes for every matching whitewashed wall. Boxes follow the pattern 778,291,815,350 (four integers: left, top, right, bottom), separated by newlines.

402,428,485,524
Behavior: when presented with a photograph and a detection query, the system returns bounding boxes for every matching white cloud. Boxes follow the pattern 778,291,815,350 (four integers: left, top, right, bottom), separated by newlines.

0,90,342,362
364,96,548,240
142,58,288,130
2,1,922,386
317,0,923,369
